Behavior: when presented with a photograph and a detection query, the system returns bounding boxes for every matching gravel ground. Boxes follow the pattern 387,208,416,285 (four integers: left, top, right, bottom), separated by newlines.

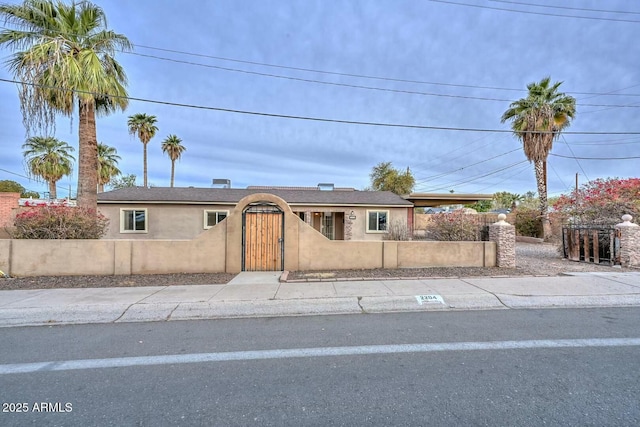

0,242,631,290
0,273,236,291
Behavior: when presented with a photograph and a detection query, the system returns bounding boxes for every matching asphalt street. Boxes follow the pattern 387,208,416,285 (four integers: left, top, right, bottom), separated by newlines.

1,308,639,426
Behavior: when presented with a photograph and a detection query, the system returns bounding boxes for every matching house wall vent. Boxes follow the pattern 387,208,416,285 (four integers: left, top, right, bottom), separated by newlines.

212,179,231,189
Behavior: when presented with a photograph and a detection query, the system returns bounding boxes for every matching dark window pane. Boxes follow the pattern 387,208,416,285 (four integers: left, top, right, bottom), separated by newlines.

135,211,146,230
378,212,387,231
124,210,134,230
207,212,216,227
368,212,377,231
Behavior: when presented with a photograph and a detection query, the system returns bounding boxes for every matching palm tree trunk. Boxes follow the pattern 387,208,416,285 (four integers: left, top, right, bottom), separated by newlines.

48,180,57,199
170,160,175,188
143,143,148,188
77,102,98,209
98,183,104,193
534,159,552,240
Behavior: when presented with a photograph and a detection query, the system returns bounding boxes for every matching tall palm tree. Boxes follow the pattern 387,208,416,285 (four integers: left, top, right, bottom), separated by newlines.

0,0,132,209
501,77,576,240
161,135,186,188
97,143,121,192
127,113,158,188
22,136,74,199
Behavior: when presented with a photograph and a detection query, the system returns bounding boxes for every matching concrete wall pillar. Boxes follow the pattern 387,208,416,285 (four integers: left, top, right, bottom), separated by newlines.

489,213,516,268
615,215,640,268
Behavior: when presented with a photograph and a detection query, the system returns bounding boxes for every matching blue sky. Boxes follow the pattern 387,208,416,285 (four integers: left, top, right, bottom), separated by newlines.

1,0,639,199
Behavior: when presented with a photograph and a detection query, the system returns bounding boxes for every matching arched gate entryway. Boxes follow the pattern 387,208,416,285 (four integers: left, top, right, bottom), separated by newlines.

242,202,284,271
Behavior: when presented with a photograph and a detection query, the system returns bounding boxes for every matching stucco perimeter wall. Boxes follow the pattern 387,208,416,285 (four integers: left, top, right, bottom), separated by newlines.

9,240,118,276
130,220,227,274
0,239,11,274
4,220,227,276
297,222,383,270
392,241,496,268
296,225,495,271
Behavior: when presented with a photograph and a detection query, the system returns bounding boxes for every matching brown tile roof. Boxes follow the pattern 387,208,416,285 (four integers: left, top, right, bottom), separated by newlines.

97,187,413,206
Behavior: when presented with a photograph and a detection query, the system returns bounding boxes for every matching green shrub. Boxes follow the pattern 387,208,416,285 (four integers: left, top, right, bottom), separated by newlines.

11,207,109,239
425,211,480,241
515,207,542,237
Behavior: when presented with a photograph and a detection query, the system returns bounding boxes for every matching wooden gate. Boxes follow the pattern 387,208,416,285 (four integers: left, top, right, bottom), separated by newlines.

242,203,284,271
562,226,620,265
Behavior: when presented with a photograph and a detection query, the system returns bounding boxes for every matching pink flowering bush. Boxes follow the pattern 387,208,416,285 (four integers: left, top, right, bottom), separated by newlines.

11,207,109,239
553,178,640,225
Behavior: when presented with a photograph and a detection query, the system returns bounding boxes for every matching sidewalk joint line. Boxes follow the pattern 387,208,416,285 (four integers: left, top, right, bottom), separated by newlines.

595,274,640,290
113,303,136,323
357,296,367,313
166,303,181,321
137,285,171,303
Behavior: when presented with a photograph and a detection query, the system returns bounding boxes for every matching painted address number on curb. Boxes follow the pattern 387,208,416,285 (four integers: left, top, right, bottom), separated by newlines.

415,295,445,305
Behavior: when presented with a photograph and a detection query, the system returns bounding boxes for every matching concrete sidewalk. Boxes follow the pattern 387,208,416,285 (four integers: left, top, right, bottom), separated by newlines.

0,271,639,327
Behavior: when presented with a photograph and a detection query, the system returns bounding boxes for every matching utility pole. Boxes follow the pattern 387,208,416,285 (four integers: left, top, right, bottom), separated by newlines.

575,173,579,194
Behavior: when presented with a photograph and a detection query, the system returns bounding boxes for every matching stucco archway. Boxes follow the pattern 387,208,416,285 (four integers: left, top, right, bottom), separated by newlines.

225,193,299,273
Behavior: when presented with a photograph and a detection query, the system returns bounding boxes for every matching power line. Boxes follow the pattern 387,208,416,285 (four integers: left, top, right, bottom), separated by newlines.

3,24,640,102
427,0,640,23
565,136,640,146
0,167,68,195
410,134,497,175
132,44,640,98
549,153,640,160
460,161,530,193
132,44,528,94
414,148,521,184
489,0,640,16
560,135,590,181
548,163,571,194
4,77,640,136
420,160,529,192
125,51,514,103
125,51,640,109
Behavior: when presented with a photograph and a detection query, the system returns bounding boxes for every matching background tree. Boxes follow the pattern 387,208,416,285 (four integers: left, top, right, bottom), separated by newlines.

161,134,186,188
128,113,158,188
501,77,576,240
22,136,74,199
109,173,137,190
492,191,523,211
97,143,121,192
465,200,492,212
0,0,132,209
0,180,40,198
369,162,415,195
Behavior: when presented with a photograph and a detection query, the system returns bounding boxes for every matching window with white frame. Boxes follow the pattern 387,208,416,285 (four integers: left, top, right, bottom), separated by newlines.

120,208,147,233
204,210,228,229
366,210,388,233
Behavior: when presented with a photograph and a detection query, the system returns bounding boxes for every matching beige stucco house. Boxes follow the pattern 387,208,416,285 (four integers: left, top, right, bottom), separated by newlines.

97,186,413,241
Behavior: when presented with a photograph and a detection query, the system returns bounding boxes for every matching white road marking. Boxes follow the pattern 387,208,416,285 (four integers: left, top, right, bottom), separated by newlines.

1,338,639,375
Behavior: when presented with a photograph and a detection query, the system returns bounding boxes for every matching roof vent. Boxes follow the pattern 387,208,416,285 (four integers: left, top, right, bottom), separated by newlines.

212,179,231,189
317,183,334,191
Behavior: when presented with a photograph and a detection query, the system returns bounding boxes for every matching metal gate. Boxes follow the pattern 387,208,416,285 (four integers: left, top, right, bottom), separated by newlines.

561,226,621,266
242,202,284,271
